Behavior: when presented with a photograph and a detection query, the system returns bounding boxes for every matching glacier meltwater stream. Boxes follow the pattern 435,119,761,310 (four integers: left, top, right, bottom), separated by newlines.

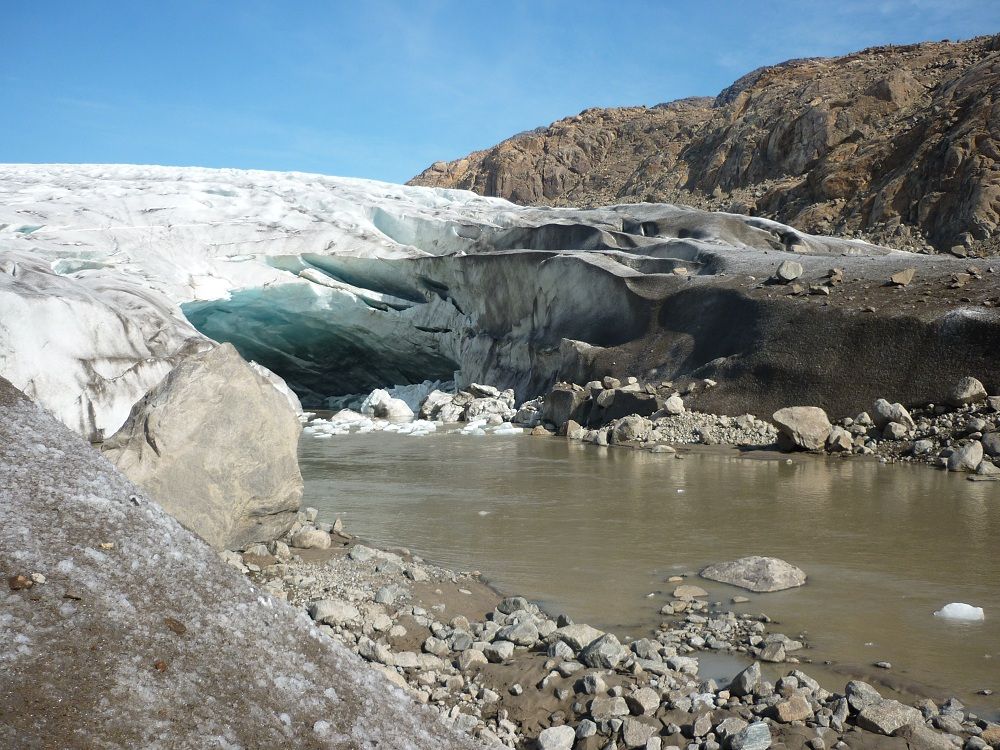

299,429,1000,717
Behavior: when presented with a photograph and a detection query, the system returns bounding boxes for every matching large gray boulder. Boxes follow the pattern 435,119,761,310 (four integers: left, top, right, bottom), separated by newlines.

611,415,652,444
361,388,414,420
729,722,772,750
856,700,922,735
772,407,832,451
947,440,984,473
775,260,802,282
945,377,988,407
729,661,761,697
103,344,302,549
543,383,589,428
0,376,479,749
700,556,807,592
579,633,628,669
537,725,576,750
418,389,454,420
872,399,915,430
982,432,1000,457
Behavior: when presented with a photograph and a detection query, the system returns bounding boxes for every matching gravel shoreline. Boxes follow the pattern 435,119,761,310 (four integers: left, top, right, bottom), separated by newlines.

223,512,1000,750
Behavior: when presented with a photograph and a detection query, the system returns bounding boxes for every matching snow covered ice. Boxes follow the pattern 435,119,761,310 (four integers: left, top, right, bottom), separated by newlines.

0,163,888,439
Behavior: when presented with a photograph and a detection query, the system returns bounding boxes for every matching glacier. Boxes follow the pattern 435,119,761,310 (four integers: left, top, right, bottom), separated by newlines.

2,163,998,439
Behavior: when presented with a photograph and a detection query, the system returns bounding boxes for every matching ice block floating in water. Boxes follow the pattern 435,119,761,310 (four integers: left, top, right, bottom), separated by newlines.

933,603,985,621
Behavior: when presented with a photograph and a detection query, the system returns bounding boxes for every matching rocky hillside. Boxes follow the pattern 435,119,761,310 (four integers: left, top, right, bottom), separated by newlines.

410,34,1000,256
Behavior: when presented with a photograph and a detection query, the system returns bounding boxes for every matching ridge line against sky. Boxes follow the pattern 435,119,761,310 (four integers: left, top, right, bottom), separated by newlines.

3,1,999,184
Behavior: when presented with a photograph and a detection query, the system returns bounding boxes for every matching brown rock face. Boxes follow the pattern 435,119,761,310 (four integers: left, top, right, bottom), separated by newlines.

410,35,1000,255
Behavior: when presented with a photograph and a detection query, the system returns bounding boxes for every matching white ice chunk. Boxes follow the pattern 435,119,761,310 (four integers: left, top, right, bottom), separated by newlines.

934,603,985,621
360,389,414,421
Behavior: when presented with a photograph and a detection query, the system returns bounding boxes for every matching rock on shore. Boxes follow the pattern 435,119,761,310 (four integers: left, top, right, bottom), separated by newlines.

102,343,303,550
772,407,833,451
0,376,481,749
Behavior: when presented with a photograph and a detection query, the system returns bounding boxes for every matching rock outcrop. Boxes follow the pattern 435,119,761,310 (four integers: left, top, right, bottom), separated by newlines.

0,376,480,749
410,34,1000,256
102,343,303,550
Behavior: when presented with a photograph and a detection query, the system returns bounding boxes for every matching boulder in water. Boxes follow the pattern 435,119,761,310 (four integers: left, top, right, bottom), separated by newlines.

701,556,807,592
361,388,414,420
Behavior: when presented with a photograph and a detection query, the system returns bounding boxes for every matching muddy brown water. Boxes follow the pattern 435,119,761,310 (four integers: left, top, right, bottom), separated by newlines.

300,430,999,716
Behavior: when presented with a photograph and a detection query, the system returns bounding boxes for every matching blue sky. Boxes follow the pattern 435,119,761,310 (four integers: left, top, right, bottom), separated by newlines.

3,1,998,183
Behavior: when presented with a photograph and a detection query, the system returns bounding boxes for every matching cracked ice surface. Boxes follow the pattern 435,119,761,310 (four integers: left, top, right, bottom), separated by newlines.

0,376,488,749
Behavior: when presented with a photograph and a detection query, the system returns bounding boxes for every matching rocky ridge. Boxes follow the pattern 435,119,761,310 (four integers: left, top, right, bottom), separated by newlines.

410,34,1000,256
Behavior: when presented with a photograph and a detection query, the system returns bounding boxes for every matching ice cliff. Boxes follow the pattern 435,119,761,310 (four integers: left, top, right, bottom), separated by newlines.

2,163,997,434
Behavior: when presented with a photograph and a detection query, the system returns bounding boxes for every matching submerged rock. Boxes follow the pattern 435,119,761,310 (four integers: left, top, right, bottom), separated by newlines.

700,556,807,592
102,343,302,550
